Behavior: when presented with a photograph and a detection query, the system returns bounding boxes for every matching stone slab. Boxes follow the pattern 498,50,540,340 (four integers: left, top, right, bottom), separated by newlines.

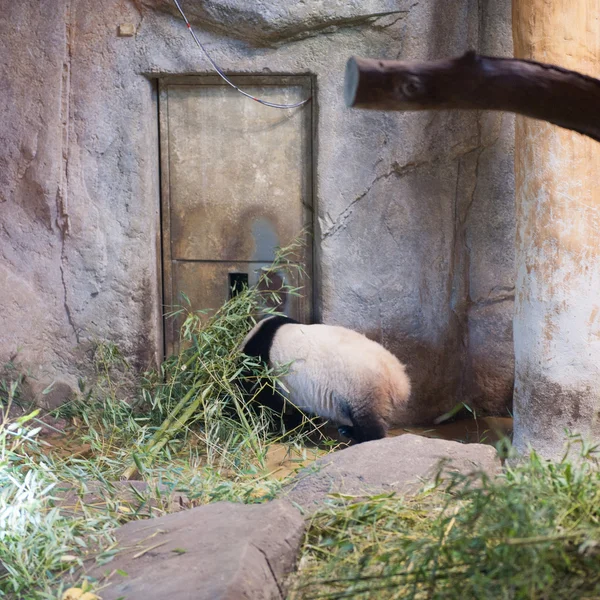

88,500,304,600
283,433,501,513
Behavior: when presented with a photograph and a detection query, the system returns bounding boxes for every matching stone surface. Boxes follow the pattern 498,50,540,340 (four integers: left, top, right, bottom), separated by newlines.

88,500,305,600
0,0,516,422
457,0,516,414
283,433,501,513
465,302,514,415
512,2,600,459
145,0,413,46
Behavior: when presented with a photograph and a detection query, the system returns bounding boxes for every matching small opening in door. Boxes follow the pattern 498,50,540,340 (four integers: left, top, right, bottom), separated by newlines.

229,272,249,298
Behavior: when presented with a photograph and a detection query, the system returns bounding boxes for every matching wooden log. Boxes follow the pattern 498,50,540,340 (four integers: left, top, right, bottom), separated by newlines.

344,52,600,143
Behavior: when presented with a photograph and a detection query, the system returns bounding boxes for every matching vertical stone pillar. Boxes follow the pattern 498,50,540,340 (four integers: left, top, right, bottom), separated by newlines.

512,1,600,458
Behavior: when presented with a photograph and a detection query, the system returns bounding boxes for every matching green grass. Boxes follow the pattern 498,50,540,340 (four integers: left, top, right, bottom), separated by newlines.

0,393,115,600
290,436,600,600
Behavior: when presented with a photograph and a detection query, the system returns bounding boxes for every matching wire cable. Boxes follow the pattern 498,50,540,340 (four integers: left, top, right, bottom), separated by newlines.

172,0,312,110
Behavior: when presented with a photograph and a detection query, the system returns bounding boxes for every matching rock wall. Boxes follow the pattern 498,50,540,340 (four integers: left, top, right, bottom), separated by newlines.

0,0,515,420
462,0,516,415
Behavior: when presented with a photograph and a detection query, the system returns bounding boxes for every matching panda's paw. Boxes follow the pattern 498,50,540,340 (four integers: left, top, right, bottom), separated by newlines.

337,426,354,439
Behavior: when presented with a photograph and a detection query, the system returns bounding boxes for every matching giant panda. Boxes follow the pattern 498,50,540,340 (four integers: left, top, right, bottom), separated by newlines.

239,315,411,443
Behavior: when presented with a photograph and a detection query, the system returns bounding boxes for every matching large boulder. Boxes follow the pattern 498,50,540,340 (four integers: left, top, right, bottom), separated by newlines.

283,433,502,513
88,500,304,600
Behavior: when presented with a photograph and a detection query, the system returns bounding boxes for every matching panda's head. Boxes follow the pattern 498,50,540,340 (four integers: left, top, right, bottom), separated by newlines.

240,315,298,364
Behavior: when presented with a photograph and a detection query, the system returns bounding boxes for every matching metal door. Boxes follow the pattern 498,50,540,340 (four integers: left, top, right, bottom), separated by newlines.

159,76,313,354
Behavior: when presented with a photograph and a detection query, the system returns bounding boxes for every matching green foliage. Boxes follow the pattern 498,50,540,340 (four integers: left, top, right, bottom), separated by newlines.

0,240,320,599
0,391,114,600
55,240,316,479
7,236,600,600
291,436,600,600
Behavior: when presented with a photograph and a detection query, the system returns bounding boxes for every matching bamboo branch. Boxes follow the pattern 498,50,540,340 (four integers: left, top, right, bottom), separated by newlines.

344,52,600,142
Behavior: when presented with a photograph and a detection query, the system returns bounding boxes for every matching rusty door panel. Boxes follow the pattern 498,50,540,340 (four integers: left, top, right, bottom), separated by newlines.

165,81,310,261
159,76,313,355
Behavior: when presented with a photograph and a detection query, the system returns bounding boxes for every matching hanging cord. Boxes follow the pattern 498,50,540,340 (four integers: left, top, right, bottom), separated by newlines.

172,0,311,109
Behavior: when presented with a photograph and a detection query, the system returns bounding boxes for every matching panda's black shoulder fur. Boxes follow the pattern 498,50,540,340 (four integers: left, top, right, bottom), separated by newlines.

242,315,299,363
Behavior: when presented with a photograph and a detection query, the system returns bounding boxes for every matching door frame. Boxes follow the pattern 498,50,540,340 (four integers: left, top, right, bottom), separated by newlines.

158,74,315,357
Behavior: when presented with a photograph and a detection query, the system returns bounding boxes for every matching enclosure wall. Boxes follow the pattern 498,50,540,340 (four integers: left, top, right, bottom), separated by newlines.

0,0,515,421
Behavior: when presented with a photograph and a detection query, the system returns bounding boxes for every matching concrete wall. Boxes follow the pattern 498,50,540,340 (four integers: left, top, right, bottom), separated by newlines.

0,0,515,421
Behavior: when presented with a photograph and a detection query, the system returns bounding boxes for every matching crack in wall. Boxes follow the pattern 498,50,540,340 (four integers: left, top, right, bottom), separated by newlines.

321,160,426,240
57,0,77,342
449,160,463,321
371,12,410,30
447,157,469,404
459,137,484,400
153,2,417,48
477,0,484,53
384,217,402,251
377,291,384,345
57,0,73,238
277,9,412,44
471,293,515,307
452,106,510,404
471,285,515,307
447,0,509,407
460,148,484,229
447,113,489,404
60,264,79,343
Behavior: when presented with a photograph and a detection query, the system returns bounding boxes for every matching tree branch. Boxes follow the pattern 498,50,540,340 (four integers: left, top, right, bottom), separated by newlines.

344,52,600,142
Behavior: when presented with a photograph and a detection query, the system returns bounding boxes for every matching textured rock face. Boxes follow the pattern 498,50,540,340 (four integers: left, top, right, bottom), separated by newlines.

0,0,163,399
87,500,305,600
462,0,516,416
0,2,75,389
283,433,502,513
144,0,411,46
0,0,515,421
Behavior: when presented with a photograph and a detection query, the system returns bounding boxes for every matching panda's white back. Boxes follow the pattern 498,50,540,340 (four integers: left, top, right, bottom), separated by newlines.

270,323,411,426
